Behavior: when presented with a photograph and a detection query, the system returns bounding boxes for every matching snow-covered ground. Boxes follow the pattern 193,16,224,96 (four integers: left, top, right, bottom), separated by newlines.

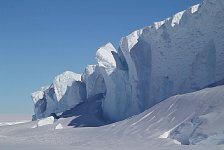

0,85,224,149
0,121,30,127
0,114,31,127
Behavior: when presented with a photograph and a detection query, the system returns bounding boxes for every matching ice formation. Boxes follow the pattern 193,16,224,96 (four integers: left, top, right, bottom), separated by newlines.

32,0,224,122
37,116,55,127
32,71,86,120
96,0,224,121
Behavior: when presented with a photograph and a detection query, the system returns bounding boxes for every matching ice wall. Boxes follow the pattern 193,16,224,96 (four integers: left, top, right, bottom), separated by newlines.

32,0,224,122
32,71,86,120
95,0,224,121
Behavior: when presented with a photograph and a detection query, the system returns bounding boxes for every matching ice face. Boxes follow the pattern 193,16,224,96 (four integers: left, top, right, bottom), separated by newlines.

81,65,106,99
32,0,224,122
53,71,82,101
32,71,86,120
92,0,224,121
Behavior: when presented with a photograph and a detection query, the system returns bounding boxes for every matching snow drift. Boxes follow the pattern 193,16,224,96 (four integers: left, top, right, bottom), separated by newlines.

2,85,224,149
105,85,224,146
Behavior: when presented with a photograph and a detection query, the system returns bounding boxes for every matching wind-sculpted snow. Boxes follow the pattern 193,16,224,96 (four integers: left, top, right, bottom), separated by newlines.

32,0,224,122
2,85,224,149
32,71,86,120
158,86,224,145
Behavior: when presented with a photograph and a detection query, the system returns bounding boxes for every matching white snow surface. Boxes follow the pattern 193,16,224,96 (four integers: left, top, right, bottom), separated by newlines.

55,123,63,130
37,116,54,127
1,85,224,149
0,121,29,127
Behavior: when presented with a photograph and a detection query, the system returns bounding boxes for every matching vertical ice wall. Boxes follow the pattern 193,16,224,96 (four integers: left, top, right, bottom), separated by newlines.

32,0,224,122
32,71,86,119
93,0,224,121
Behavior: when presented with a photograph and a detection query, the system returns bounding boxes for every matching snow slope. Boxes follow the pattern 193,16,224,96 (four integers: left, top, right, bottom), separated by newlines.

1,85,224,149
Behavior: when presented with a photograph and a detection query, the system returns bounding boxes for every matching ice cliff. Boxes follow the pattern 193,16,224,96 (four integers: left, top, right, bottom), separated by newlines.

32,0,224,122
32,71,86,120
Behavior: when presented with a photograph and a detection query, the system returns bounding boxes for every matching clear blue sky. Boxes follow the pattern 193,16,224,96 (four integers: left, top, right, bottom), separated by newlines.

0,0,202,115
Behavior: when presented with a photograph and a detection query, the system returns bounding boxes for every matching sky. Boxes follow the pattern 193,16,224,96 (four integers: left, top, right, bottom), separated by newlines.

0,0,202,115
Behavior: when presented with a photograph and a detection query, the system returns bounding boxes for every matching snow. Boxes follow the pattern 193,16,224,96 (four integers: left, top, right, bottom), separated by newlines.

159,130,172,139
170,11,185,27
1,85,224,149
31,86,49,104
0,121,30,127
0,114,31,127
152,85,224,145
31,125,37,129
37,116,54,127
59,96,106,127
190,4,200,14
55,123,63,130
